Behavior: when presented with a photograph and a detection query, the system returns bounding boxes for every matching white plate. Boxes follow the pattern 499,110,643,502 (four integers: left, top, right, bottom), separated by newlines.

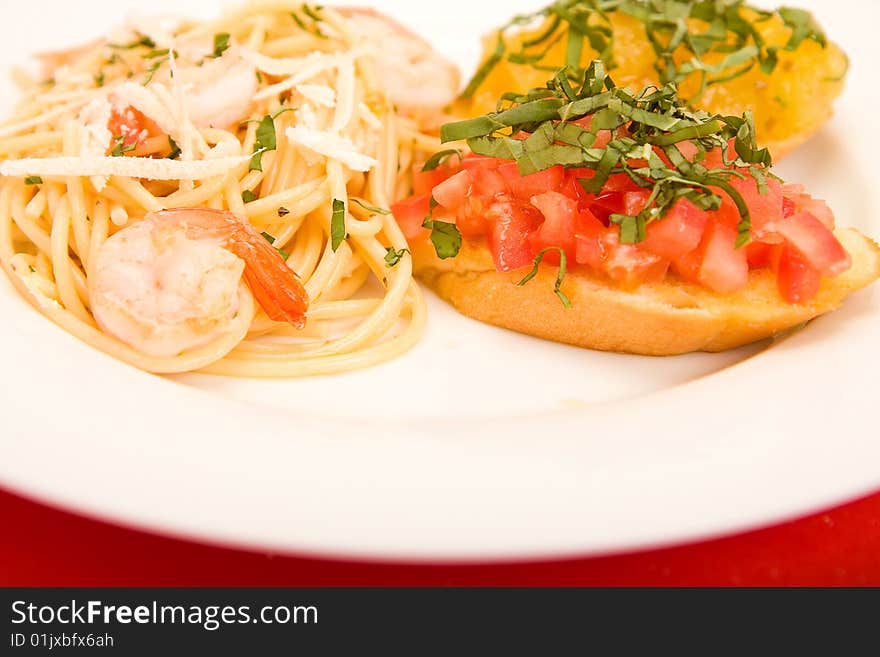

1,0,878,562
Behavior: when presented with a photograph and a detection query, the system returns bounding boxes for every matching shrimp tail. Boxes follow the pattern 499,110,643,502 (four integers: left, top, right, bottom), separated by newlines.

151,208,309,327
227,226,309,328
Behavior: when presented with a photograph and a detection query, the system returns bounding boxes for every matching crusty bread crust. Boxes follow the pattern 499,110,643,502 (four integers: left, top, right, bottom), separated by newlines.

412,228,880,355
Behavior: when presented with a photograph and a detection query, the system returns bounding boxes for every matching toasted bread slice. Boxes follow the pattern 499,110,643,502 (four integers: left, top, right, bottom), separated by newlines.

412,228,880,355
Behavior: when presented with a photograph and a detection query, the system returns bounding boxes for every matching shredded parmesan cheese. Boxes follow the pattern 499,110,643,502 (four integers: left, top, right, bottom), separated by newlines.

285,126,376,172
0,153,252,180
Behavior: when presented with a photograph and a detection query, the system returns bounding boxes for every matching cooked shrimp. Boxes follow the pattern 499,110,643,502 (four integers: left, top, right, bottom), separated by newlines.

90,208,308,358
339,8,460,114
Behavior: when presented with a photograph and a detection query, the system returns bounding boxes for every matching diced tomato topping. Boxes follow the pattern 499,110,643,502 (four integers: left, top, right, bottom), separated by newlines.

390,194,431,240
487,198,542,272
641,198,708,261
602,231,669,287
455,196,490,238
528,191,578,258
460,154,503,174
775,211,851,276
574,210,606,271
776,244,822,304
499,163,565,201
395,149,851,304
697,221,749,294
106,104,163,156
782,184,835,229
432,170,472,210
745,241,781,270
413,164,457,196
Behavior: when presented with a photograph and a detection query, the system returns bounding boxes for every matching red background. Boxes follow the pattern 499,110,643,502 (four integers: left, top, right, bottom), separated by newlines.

3,486,880,586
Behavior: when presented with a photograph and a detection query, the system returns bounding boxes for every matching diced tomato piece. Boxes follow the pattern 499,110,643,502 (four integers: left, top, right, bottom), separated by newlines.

471,167,508,197
487,198,542,272
641,198,707,260
776,244,822,304
623,190,651,215
574,210,606,271
529,191,579,257
775,211,851,276
107,105,161,156
432,170,472,210
745,241,781,269
560,169,595,207
602,173,641,193
672,248,704,285
413,164,456,196
782,184,835,229
499,163,564,201
391,194,431,240
728,175,783,236
460,154,503,173
588,191,624,224
455,196,490,238
698,221,749,294
602,230,669,287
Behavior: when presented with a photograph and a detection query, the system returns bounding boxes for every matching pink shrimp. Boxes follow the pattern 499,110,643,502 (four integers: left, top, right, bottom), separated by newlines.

90,208,307,358
150,208,308,325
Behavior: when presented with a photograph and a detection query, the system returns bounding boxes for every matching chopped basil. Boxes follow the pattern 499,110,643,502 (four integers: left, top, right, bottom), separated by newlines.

167,137,181,160
212,33,231,58
94,71,105,87
248,108,292,171
143,60,162,85
441,60,774,246
24,176,43,185
421,217,462,259
291,4,327,39
517,247,572,309
460,0,830,104
350,198,391,215
331,198,346,251
262,231,289,259
421,149,462,172
384,246,410,267
108,33,156,50
110,135,136,157
28,265,36,273
241,190,257,203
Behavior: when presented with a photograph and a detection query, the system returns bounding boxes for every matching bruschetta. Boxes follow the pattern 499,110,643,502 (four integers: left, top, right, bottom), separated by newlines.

392,63,880,355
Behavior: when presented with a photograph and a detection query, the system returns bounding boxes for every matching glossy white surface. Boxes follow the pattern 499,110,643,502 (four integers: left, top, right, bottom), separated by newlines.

0,0,877,560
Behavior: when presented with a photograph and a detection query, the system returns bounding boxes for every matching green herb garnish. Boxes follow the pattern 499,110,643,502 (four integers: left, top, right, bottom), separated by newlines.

24,176,43,185
517,247,572,308
108,32,156,50
421,149,463,172
291,4,327,39
461,0,829,104
262,231,289,259
242,190,257,203
143,60,162,85
421,218,462,259
248,108,292,171
110,135,137,157
350,198,391,215
167,136,181,160
384,246,410,267
442,60,774,247
331,198,346,251
212,33,231,59
94,71,105,87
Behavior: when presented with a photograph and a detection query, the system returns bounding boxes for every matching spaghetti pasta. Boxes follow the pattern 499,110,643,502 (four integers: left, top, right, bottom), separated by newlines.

0,2,456,376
